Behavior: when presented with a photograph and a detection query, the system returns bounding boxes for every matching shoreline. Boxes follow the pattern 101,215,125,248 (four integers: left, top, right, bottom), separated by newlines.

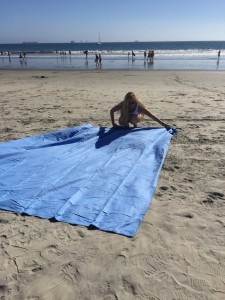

1,68,225,73
1,55,224,71
0,69,225,299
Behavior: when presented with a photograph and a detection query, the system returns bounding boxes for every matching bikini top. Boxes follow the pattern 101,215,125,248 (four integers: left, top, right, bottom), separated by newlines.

129,104,139,115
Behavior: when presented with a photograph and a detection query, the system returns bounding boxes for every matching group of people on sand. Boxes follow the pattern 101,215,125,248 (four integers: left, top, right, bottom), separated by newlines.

110,92,171,130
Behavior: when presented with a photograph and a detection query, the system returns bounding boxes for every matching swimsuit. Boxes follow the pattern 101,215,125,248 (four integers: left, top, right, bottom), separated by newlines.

129,104,139,115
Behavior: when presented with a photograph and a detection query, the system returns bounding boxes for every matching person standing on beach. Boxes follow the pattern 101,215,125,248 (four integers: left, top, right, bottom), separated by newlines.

144,50,147,60
151,50,155,61
110,92,171,129
99,54,102,65
84,50,88,58
217,50,221,65
218,49,221,58
95,54,99,66
8,51,11,62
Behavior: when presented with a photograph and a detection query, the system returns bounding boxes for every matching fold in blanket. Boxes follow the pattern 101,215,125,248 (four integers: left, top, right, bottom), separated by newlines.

0,124,176,237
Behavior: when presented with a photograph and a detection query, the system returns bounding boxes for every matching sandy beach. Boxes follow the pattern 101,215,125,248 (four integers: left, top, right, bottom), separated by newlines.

0,69,225,299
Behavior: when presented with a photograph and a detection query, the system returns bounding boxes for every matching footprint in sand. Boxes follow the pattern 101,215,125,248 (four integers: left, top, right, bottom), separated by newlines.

202,192,224,205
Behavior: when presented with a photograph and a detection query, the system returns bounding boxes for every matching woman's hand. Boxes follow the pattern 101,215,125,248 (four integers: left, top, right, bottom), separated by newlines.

163,123,171,130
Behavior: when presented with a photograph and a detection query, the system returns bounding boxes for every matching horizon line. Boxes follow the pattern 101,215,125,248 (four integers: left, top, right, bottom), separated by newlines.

1,40,225,45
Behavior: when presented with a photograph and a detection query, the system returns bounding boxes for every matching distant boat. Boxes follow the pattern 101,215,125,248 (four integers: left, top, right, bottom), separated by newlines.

23,41,38,44
97,33,101,45
70,40,75,44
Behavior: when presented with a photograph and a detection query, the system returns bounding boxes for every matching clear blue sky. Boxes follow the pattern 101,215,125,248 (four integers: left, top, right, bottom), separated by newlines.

0,0,225,43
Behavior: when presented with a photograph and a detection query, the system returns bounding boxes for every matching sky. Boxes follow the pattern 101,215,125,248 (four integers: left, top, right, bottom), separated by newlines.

0,0,225,43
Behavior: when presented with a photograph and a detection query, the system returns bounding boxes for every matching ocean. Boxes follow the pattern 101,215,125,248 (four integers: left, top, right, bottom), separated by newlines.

0,41,224,71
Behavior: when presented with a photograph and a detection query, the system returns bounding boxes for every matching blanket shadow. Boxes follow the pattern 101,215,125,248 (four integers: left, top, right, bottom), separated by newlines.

18,214,129,236
95,126,158,149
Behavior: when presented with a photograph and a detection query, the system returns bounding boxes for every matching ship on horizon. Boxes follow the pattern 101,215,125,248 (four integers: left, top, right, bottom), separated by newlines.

23,41,39,44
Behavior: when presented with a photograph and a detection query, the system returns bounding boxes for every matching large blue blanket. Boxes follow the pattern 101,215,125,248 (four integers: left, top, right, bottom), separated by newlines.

0,124,176,237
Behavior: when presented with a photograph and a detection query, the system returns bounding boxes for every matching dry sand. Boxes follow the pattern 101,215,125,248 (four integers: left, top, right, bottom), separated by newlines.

0,70,225,300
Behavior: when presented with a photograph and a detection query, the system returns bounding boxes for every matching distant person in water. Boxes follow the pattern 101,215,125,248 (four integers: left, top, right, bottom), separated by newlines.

7,51,11,62
217,49,221,61
99,54,102,65
95,54,99,66
151,50,154,61
217,50,221,65
110,92,171,129
84,50,88,58
144,50,147,60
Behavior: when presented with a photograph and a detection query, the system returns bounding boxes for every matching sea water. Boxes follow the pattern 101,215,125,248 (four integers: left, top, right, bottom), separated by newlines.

0,41,224,70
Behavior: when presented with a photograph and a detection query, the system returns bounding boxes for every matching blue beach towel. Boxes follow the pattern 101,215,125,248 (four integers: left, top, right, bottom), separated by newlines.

0,124,176,237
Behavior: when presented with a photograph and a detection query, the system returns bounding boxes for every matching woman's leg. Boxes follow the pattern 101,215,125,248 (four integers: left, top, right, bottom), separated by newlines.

119,116,129,127
129,114,144,127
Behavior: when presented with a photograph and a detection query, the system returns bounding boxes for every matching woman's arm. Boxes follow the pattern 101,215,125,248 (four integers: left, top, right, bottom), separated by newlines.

110,102,123,126
140,107,171,129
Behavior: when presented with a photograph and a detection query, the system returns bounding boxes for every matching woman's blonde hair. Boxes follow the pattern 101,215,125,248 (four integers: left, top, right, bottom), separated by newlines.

119,92,146,125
